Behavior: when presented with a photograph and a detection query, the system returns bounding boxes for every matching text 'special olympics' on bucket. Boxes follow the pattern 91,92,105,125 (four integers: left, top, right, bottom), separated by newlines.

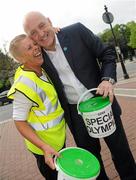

77,88,116,138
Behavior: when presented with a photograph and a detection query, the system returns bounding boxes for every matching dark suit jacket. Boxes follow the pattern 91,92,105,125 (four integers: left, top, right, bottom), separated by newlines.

42,23,121,122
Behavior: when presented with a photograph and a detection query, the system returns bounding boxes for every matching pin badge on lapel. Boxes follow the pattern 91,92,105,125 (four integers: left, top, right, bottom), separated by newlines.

63,47,68,51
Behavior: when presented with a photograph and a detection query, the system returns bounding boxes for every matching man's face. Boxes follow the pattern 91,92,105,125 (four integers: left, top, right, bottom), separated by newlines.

24,14,55,50
18,37,43,67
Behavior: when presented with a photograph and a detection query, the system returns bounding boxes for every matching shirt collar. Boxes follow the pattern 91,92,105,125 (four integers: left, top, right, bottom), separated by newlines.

55,35,60,46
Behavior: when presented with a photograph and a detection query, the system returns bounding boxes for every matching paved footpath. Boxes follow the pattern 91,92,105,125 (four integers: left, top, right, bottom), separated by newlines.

0,77,136,180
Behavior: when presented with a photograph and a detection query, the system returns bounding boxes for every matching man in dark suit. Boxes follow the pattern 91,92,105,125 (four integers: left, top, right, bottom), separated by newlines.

23,11,136,180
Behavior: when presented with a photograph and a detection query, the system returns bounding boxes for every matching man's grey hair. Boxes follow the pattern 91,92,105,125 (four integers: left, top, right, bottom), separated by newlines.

23,11,47,33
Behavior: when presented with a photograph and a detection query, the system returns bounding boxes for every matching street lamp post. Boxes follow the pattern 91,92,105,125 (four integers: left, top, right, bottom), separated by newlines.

102,5,129,79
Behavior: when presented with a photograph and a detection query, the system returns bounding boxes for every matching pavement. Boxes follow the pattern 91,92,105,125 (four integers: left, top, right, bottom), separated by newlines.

0,63,136,180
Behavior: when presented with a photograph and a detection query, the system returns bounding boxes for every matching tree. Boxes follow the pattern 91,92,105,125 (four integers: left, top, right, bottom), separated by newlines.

0,42,19,91
128,21,136,48
99,21,136,59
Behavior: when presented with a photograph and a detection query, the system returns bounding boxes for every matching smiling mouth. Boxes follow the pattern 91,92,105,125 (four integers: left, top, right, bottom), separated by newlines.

34,52,42,57
40,33,49,41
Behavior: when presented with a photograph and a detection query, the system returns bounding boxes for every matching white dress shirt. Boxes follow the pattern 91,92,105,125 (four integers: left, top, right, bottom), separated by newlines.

45,36,93,104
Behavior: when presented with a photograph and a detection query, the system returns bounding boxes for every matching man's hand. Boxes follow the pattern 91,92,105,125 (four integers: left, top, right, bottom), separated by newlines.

53,27,60,33
96,81,115,103
41,144,60,170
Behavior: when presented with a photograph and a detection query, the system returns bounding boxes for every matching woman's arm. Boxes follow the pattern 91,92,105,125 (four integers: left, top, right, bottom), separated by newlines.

15,120,59,169
13,91,59,169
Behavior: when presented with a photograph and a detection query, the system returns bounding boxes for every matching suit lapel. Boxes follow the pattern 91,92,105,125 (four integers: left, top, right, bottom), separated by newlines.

42,49,59,81
57,32,75,72
42,31,80,82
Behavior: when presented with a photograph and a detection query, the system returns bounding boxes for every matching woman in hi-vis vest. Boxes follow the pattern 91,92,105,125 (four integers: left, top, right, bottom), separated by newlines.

8,34,66,180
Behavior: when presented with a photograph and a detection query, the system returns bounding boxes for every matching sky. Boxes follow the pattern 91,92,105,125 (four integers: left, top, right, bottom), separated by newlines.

0,0,135,51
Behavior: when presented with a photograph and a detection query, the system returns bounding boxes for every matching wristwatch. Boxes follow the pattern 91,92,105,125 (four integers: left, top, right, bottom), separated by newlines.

101,77,115,85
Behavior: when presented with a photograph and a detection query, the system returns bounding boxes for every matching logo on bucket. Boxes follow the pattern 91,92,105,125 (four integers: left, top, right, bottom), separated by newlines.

83,104,116,138
77,88,116,138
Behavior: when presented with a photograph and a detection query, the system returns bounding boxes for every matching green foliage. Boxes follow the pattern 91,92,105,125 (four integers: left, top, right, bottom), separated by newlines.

5,79,11,88
128,22,136,48
0,49,19,85
0,78,11,92
0,80,3,89
100,28,112,43
99,21,136,49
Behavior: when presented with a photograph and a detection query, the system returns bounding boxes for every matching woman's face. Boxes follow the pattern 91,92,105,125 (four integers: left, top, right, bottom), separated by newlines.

19,37,43,67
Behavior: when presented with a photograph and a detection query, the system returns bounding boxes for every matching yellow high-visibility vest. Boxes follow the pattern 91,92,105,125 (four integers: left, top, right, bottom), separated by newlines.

8,66,66,155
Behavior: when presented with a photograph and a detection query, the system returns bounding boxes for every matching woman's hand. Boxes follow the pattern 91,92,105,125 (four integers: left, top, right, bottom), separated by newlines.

41,144,60,170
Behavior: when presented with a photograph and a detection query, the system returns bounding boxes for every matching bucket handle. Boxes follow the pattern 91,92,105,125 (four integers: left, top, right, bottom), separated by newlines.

77,88,98,115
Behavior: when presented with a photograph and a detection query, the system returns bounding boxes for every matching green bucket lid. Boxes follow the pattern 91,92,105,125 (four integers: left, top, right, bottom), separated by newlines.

79,96,110,113
56,147,100,179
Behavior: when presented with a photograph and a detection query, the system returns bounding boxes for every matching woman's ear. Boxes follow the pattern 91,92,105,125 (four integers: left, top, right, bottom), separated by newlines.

47,17,52,26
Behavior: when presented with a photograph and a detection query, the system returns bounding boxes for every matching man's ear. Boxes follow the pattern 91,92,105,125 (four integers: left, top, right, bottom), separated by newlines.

47,17,60,33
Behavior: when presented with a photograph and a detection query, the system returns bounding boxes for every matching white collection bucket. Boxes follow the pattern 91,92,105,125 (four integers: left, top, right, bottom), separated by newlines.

77,88,116,138
55,147,100,180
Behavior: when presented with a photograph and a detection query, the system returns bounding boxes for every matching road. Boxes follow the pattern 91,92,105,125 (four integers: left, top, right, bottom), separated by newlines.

117,59,136,80
0,59,135,123
0,104,13,123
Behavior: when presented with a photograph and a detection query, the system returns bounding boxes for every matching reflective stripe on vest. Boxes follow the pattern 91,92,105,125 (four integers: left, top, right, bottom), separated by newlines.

30,113,64,131
18,76,59,115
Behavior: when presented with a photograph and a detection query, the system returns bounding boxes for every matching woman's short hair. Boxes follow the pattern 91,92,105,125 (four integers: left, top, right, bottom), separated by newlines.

9,34,27,61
